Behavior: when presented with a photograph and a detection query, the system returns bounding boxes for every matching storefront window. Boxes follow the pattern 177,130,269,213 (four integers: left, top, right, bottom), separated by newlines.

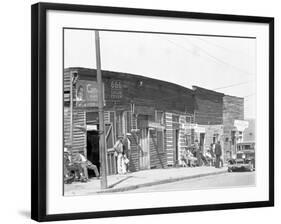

156,130,164,152
172,115,179,123
122,111,131,134
105,123,114,149
231,131,236,145
186,116,192,123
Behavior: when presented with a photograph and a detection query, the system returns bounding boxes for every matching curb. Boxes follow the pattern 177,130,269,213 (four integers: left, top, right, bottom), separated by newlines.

96,169,227,193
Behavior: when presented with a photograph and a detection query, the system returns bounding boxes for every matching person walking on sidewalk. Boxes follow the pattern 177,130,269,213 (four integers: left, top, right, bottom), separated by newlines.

214,141,223,168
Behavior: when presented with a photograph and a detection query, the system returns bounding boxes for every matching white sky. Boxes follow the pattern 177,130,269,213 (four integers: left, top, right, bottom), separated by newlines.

64,29,256,119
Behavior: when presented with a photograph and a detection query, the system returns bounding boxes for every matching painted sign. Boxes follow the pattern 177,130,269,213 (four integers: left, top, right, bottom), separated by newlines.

110,80,123,100
234,120,249,131
194,126,206,133
183,123,198,129
135,105,155,116
75,80,104,107
148,122,165,129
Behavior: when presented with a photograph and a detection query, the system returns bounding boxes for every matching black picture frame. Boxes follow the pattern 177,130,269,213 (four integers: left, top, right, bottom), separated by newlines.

31,2,274,222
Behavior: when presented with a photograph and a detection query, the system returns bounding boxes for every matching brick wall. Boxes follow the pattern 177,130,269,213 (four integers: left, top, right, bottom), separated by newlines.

223,95,244,159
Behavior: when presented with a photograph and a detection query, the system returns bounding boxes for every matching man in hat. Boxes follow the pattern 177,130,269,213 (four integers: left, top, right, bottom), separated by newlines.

114,136,125,174
72,152,100,182
63,147,72,182
214,141,223,168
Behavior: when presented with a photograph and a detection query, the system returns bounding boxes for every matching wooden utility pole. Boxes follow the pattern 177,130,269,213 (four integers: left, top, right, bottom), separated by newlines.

69,71,74,154
95,30,108,189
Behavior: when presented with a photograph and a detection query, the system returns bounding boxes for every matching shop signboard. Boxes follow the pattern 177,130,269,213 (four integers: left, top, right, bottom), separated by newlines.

110,80,123,100
148,121,165,129
234,120,249,131
75,80,104,107
194,125,206,133
182,123,198,129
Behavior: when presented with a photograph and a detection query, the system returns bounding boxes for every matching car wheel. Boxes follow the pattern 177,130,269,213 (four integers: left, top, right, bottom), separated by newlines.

228,168,232,172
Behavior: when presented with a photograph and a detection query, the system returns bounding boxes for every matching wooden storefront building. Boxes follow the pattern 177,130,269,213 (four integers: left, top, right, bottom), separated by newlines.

193,86,246,161
64,68,196,175
193,86,224,155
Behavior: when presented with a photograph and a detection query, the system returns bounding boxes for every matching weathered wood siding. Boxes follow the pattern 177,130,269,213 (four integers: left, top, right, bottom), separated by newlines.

64,70,87,155
64,108,86,154
178,115,186,166
128,132,140,172
128,113,140,172
223,95,244,159
64,68,196,171
223,95,244,133
193,86,224,125
149,130,167,169
64,68,194,114
165,112,174,166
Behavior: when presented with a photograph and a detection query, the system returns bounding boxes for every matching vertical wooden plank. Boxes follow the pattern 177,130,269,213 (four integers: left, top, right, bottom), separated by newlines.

179,115,186,166
165,112,173,166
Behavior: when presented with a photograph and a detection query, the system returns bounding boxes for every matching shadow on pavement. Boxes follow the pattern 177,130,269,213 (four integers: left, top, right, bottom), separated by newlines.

108,176,133,188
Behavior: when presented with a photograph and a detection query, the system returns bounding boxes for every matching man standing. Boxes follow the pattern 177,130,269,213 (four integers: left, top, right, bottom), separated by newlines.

114,136,124,174
214,141,223,168
122,134,131,173
194,140,202,166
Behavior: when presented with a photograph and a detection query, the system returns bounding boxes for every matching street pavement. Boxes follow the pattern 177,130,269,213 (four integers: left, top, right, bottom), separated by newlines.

129,172,255,193
64,166,228,196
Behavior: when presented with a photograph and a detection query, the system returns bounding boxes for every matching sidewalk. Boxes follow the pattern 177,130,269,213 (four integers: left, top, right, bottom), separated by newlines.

64,166,227,196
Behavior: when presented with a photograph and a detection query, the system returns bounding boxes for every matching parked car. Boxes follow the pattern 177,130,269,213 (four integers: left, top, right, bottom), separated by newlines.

228,142,255,172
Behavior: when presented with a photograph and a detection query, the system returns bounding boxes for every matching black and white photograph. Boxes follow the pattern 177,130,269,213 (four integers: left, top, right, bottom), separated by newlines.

30,2,274,222
63,29,257,196
0,0,279,223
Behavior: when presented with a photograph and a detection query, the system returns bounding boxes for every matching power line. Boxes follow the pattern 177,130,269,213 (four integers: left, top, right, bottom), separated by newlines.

243,93,256,98
186,38,254,77
197,37,252,58
213,81,251,90
160,36,254,77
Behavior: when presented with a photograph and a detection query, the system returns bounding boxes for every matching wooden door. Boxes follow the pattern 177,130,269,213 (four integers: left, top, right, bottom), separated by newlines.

139,128,150,170
173,129,179,166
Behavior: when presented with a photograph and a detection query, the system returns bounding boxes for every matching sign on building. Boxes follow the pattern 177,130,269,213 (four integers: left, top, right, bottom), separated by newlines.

110,80,123,100
234,120,249,131
75,80,104,107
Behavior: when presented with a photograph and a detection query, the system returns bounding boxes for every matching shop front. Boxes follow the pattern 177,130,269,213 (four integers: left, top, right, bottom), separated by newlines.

137,110,166,170
64,67,195,173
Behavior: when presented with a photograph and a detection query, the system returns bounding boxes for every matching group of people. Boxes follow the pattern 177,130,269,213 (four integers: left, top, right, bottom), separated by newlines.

113,135,131,175
181,140,223,168
64,148,100,184
63,134,131,184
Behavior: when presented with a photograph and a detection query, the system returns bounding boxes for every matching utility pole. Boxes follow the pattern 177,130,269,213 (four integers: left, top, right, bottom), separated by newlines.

95,30,108,189
69,71,74,154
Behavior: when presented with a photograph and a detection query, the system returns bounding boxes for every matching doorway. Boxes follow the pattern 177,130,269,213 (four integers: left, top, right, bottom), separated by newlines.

139,128,150,170
200,133,205,152
173,129,179,166
86,130,100,177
